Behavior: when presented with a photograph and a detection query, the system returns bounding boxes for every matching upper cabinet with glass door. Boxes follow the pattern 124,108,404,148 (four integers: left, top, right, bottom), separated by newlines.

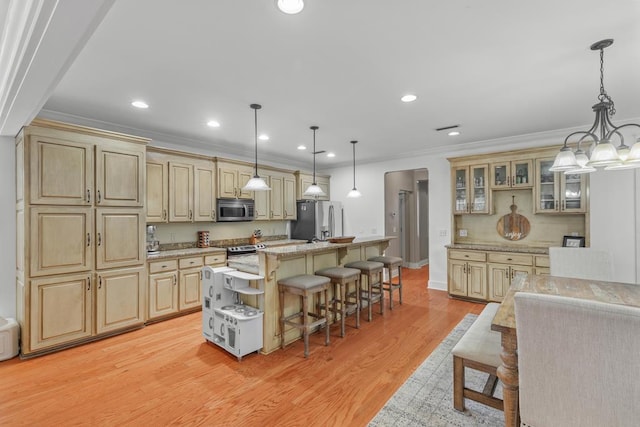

534,158,587,214
491,160,532,189
452,164,489,214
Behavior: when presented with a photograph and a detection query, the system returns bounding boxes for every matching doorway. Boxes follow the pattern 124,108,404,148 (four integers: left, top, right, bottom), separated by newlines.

384,169,429,268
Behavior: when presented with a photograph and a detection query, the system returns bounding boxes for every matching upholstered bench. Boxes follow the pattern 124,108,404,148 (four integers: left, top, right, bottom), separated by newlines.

452,303,504,412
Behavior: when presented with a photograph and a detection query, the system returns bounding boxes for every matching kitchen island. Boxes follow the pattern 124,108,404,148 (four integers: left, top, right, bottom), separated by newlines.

230,236,395,354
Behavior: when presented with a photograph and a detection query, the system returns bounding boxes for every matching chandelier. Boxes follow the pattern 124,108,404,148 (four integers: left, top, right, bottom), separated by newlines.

550,39,640,174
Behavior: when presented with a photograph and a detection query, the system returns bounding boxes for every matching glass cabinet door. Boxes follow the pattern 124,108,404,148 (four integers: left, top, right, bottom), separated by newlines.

470,164,489,214
560,173,587,213
491,162,510,189
453,167,469,214
535,158,559,213
511,160,532,188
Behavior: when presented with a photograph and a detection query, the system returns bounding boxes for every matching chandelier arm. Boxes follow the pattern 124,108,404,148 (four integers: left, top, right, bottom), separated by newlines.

606,124,640,142
565,131,598,149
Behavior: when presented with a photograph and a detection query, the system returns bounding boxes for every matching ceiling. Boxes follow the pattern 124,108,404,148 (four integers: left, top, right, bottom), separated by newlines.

39,0,640,169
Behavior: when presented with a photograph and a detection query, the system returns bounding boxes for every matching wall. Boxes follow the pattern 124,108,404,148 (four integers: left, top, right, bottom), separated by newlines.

1,136,16,318
153,220,288,246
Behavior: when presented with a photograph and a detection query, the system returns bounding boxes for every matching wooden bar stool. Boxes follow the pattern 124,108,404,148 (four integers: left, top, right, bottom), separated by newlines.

344,260,384,321
368,255,403,309
278,274,331,358
315,267,361,337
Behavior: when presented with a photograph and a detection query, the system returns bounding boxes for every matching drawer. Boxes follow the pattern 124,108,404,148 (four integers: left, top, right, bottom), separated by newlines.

149,259,178,274
535,255,550,268
205,253,227,265
179,256,204,269
487,252,533,266
449,249,486,262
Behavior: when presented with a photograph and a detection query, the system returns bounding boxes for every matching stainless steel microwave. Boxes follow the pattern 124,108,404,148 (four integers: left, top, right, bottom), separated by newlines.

217,198,255,222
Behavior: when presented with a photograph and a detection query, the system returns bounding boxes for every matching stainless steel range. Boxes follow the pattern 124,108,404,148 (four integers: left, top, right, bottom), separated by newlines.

226,243,266,256
202,266,264,361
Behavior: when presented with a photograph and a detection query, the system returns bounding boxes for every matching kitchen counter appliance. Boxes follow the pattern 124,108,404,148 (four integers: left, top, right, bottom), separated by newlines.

291,200,343,242
146,225,160,254
216,198,255,222
202,266,264,360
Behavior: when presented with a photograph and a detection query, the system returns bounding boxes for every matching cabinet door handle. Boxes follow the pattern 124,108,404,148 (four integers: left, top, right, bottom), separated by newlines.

87,276,91,291
97,190,101,204
284,210,287,217
555,200,558,210
163,209,167,220
173,275,177,286
87,233,91,247
189,210,193,220
505,269,509,278
99,276,102,289
98,233,102,246
87,189,91,203
507,258,512,261
211,210,215,220
562,200,566,210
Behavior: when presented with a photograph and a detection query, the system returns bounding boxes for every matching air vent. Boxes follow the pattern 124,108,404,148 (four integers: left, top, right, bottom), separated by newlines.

435,125,460,132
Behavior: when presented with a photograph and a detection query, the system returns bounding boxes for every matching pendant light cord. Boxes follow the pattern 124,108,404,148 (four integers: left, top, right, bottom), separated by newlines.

351,141,357,188
311,126,318,185
253,106,258,176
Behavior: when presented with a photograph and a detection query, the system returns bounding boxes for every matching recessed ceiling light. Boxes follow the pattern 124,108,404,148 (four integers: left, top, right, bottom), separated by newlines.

258,134,269,141
131,100,149,109
448,130,460,136
207,120,220,128
277,0,304,14
327,152,336,158
401,94,417,103
297,145,306,150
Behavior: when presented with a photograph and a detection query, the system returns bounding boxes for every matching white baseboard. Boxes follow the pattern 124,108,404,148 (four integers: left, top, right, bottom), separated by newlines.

428,280,447,291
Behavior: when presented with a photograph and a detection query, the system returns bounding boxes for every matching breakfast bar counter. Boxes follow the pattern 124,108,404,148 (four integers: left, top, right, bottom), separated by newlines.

251,236,394,353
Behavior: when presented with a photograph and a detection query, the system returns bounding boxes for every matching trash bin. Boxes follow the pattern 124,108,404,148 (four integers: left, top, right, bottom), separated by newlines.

0,317,19,361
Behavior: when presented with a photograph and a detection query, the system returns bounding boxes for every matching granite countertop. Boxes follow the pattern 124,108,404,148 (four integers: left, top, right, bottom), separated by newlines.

261,239,307,247
446,243,549,255
261,236,395,256
146,246,226,261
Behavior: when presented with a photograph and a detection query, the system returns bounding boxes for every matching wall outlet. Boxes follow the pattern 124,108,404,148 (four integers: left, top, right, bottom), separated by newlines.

459,229,468,237
571,231,579,236
439,229,447,237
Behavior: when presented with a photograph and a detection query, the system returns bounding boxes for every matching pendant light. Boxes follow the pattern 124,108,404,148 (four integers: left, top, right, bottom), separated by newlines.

303,126,326,197
242,104,271,192
347,140,362,198
550,39,640,173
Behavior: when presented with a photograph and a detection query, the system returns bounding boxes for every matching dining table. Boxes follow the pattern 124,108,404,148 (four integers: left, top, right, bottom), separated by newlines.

490,273,640,427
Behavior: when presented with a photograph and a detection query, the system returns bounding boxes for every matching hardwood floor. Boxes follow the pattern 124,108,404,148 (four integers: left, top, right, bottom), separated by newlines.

0,266,485,426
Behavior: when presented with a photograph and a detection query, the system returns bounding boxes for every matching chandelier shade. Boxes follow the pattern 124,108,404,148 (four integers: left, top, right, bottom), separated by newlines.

242,104,271,192
303,126,327,197
551,39,640,173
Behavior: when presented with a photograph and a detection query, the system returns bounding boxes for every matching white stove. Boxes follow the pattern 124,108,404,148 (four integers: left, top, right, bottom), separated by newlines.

202,266,264,361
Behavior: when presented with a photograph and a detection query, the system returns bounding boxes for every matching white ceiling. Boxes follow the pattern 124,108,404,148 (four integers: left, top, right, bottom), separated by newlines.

35,0,640,168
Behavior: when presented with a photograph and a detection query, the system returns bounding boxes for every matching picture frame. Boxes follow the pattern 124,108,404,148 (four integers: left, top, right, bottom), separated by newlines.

562,235,585,248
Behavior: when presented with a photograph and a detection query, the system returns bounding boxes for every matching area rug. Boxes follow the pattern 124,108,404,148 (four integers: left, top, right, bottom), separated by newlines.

369,314,504,426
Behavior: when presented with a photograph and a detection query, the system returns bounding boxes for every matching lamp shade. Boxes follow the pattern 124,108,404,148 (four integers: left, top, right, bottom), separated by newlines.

303,184,326,197
347,188,362,198
242,176,271,191
549,147,578,172
587,140,620,167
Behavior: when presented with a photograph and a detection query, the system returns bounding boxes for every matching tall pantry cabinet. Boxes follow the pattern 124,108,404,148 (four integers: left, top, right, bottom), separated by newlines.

15,120,148,356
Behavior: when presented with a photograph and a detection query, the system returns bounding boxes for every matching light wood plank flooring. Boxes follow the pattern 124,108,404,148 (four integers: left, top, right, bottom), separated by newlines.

0,266,485,426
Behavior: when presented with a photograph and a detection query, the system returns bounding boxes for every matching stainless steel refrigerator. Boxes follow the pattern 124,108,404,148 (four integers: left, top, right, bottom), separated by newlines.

291,200,343,242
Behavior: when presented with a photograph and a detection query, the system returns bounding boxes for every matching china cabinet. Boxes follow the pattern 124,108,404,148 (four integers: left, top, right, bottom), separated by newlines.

534,158,588,213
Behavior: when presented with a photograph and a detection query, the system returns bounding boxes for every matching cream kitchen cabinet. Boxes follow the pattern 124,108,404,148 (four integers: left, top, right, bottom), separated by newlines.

254,172,297,220
218,160,254,199
447,249,487,300
533,255,550,275
147,251,227,320
95,266,146,334
296,172,330,200
146,159,168,222
148,260,179,319
487,252,533,302
491,159,532,189
452,164,490,214
29,273,93,352
16,119,149,356
148,150,216,223
28,128,144,207
534,157,588,214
